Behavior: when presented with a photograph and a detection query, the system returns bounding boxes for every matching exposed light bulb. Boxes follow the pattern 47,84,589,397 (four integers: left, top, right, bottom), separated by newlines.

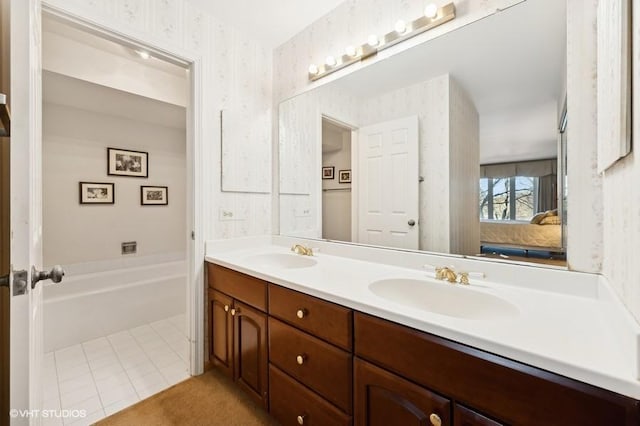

325,56,337,67
368,34,380,47
424,3,438,19
136,50,150,60
308,64,319,75
395,19,407,34
345,45,357,57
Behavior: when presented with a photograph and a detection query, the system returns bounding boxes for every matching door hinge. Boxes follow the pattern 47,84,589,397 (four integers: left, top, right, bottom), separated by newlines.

191,231,195,241
0,274,8,288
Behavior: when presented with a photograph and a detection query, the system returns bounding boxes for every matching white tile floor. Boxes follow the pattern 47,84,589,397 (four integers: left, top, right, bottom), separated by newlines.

43,315,190,426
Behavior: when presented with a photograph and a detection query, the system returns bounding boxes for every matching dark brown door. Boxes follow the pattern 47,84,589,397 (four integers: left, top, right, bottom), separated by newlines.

354,358,451,426
454,404,503,426
233,300,268,409
209,289,233,378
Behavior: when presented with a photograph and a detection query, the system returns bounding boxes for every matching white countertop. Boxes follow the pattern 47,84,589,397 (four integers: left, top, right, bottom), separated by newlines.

205,236,640,399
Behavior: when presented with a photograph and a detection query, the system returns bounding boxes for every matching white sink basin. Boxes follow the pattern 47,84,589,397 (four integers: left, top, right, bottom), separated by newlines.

369,278,519,320
245,253,317,269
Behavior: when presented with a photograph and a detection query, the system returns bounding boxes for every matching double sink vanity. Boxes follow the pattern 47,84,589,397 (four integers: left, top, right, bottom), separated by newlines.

205,236,640,425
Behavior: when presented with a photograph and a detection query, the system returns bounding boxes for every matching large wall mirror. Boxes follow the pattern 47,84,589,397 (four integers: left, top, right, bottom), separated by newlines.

278,0,568,268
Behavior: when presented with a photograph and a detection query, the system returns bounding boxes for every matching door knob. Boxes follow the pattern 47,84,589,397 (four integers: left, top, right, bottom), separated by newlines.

408,219,416,226
31,265,65,289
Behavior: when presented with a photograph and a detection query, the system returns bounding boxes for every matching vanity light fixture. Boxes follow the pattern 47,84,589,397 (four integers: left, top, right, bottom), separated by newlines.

395,19,407,34
308,2,455,81
424,3,439,19
367,34,380,47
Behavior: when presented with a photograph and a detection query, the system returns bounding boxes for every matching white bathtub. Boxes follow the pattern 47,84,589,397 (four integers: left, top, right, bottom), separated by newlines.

43,260,187,352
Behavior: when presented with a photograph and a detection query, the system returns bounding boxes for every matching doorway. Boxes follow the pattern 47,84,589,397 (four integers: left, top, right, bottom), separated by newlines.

321,118,353,242
40,15,191,421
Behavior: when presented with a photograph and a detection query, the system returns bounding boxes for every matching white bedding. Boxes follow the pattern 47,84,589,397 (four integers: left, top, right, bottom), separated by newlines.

480,220,562,250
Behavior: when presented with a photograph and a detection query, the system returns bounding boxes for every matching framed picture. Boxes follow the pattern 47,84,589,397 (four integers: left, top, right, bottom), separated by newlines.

141,186,168,206
322,166,335,180
79,182,114,204
339,169,352,183
108,148,148,178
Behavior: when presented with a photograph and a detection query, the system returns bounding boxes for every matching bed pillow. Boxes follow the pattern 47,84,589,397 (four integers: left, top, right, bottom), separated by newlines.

530,212,547,224
540,215,561,225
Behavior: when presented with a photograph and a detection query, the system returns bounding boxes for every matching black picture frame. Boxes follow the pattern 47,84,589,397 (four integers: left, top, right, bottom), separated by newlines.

322,166,335,180
141,186,168,206
79,182,115,204
338,169,352,183
108,147,149,178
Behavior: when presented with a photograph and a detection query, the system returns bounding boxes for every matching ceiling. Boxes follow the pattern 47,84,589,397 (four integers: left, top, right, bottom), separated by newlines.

186,0,346,48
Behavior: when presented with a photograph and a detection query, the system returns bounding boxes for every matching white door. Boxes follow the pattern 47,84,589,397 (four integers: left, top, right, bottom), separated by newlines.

357,116,419,249
9,0,46,423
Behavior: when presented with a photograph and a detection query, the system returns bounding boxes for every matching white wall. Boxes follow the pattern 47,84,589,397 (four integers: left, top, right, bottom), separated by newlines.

43,102,186,267
449,77,480,256
322,124,351,241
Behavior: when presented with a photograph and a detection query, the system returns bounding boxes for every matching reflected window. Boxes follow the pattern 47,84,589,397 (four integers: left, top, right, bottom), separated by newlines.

479,177,538,221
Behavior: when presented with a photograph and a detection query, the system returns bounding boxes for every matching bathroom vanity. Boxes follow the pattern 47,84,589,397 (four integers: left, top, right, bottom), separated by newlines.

205,237,640,426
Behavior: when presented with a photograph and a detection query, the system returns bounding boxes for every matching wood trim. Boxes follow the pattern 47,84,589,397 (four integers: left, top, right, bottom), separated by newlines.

355,312,640,425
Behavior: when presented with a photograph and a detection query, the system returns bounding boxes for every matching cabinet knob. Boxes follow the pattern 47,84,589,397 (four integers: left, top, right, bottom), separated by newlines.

230,308,237,316
224,305,229,312
296,354,306,365
296,309,306,319
297,414,306,425
429,413,441,426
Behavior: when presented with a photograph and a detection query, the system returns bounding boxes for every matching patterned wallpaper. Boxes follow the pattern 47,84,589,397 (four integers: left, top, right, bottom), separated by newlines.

601,0,640,321
44,0,273,241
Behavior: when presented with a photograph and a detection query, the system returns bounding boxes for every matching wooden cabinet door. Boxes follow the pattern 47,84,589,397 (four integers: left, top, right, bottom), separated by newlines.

355,358,451,426
234,300,269,408
454,404,503,426
209,289,233,379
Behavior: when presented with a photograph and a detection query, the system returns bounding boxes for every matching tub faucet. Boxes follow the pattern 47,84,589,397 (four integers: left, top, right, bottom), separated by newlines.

291,244,313,256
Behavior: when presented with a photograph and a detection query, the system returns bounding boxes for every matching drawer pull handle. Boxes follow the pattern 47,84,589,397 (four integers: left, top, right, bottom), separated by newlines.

224,305,229,312
296,354,306,365
297,414,306,425
296,309,307,319
429,413,441,426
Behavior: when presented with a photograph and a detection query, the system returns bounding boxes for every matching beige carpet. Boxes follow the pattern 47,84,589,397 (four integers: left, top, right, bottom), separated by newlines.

96,369,278,426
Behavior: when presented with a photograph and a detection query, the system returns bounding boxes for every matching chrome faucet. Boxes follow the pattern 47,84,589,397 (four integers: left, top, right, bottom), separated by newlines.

291,244,313,256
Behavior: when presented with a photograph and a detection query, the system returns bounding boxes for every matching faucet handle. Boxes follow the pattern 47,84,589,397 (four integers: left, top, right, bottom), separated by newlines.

458,272,469,285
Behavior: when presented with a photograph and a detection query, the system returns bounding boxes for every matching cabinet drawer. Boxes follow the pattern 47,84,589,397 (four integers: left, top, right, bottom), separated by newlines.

269,365,352,426
269,284,352,350
354,357,451,426
207,264,267,311
269,318,352,413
